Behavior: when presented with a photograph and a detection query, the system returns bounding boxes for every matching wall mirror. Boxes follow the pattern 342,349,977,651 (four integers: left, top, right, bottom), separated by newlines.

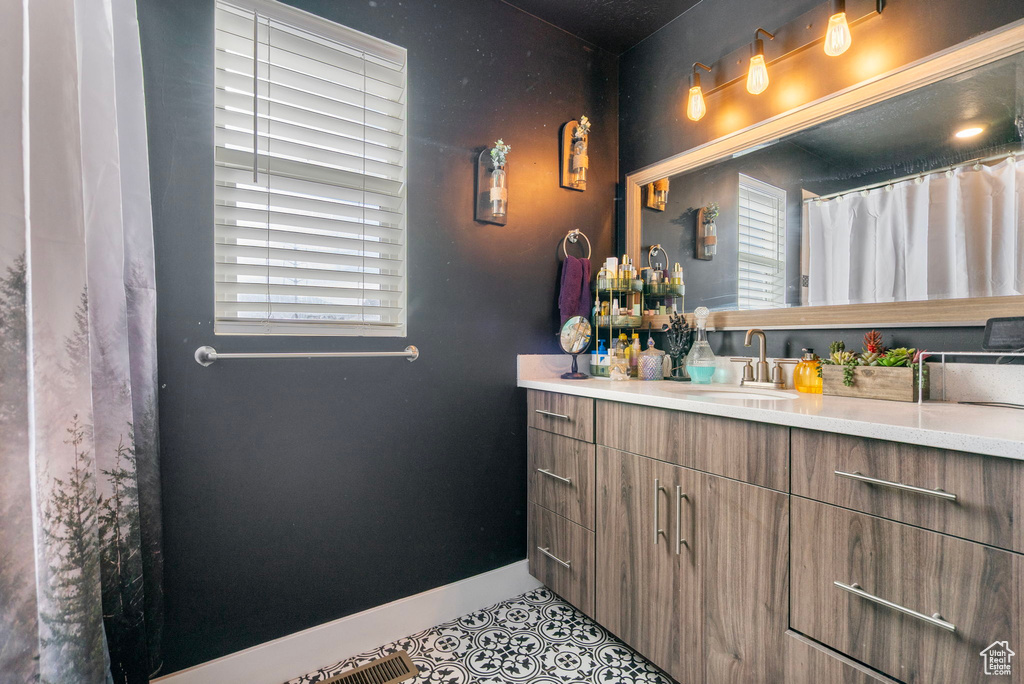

626,23,1024,329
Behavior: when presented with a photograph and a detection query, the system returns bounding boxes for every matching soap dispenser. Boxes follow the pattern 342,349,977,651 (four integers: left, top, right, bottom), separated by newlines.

684,306,717,384
794,348,823,394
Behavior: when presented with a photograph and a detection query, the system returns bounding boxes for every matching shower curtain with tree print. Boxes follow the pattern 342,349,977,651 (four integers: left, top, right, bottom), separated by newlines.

0,0,164,681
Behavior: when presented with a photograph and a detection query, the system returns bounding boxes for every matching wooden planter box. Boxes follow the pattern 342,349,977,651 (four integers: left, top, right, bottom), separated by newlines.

821,365,928,402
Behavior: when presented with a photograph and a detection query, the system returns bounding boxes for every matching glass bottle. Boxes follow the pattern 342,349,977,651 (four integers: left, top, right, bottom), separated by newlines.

490,166,507,217
684,306,717,384
610,333,630,380
794,348,823,394
571,138,588,188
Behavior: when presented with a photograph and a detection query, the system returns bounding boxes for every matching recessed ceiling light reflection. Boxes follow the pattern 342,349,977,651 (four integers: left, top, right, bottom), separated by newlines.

955,126,984,139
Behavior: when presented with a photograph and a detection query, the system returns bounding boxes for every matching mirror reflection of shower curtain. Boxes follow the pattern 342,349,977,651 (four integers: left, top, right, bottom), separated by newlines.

807,157,1024,306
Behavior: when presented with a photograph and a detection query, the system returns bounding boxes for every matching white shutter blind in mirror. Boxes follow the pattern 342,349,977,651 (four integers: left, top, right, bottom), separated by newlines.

214,0,407,335
737,174,786,310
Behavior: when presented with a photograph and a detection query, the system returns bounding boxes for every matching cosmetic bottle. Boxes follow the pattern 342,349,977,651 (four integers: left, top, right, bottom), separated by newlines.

684,306,717,384
794,348,823,394
610,334,630,380
630,333,641,377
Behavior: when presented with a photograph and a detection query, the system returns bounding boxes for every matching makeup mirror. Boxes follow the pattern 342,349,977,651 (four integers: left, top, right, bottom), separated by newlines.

559,316,592,379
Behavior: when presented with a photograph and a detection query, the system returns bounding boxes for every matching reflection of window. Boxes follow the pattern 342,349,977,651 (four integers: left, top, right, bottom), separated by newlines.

214,0,407,336
738,174,786,310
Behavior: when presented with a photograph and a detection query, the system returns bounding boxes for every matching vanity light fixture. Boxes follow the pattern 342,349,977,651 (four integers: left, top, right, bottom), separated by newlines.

824,0,853,56
955,126,985,139
686,62,713,121
746,28,774,95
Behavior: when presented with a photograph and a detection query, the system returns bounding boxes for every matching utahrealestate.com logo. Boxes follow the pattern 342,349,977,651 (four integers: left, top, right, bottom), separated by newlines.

981,641,1015,676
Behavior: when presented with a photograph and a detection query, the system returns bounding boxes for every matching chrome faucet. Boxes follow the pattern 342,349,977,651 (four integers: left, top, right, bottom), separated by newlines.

740,328,786,389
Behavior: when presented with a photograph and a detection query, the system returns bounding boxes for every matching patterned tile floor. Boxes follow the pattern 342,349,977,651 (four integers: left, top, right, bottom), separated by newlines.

286,588,674,684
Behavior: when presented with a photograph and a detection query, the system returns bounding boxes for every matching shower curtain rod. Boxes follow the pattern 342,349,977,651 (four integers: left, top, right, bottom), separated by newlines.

194,345,419,366
804,149,1020,203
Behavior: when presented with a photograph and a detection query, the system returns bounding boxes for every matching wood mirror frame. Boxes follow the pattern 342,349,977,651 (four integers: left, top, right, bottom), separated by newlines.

624,21,1024,330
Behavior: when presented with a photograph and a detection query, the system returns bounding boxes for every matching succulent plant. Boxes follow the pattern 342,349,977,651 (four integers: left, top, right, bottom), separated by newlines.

864,330,884,352
878,347,915,367
830,350,857,366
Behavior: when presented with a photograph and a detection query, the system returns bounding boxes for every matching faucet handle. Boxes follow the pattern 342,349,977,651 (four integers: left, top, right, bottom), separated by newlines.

771,358,800,387
729,357,755,383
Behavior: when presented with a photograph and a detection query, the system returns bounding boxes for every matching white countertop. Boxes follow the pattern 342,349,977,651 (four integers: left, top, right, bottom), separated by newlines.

517,357,1024,460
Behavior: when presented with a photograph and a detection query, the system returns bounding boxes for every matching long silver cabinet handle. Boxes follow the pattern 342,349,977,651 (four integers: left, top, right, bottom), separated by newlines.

834,581,956,633
536,468,572,485
537,546,571,569
653,479,666,544
535,409,570,420
834,470,957,502
675,486,688,555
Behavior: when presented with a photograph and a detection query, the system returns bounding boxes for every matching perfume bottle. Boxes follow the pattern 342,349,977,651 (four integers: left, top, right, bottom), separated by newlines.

684,306,717,384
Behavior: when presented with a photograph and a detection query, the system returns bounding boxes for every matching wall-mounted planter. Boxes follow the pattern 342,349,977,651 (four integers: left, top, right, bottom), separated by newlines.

475,148,507,225
822,365,928,402
559,119,589,191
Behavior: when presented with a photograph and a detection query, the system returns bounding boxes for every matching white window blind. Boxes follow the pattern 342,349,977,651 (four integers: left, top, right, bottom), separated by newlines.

737,174,786,310
214,0,407,335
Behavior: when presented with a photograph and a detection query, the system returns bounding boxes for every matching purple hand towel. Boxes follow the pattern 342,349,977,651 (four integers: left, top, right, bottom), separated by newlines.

559,255,592,325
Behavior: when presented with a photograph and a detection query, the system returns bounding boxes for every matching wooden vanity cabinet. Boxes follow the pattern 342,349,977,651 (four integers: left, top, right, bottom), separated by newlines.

527,390,1022,684
526,391,596,619
594,438,788,683
596,446,704,684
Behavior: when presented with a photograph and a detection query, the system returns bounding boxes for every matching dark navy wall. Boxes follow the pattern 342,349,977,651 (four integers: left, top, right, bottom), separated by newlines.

138,0,617,673
619,0,1024,357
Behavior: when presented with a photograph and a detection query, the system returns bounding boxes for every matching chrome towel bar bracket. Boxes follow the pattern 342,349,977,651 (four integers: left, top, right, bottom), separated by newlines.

194,345,419,366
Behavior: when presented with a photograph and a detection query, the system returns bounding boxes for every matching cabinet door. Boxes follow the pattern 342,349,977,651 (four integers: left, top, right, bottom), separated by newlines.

596,446,703,684
703,475,789,683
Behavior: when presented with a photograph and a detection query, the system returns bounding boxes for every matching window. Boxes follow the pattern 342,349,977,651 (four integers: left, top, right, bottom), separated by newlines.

737,174,786,310
214,0,407,335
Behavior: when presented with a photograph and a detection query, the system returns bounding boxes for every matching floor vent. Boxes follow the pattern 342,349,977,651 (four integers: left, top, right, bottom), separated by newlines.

322,651,418,684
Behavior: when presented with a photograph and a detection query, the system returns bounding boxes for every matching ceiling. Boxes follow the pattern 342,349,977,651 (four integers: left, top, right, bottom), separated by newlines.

792,51,1023,186
502,0,703,54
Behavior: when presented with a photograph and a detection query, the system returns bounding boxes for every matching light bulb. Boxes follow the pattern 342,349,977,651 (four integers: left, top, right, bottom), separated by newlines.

746,54,769,95
955,126,984,139
687,86,707,121
824,12,852,56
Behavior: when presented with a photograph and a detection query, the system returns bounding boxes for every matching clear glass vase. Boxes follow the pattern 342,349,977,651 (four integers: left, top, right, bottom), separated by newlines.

490,166,507,217
571,138,588,188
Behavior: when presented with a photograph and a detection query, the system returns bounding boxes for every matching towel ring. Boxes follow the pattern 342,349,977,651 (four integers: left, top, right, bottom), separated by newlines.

647,244,669,270
562,230,591,259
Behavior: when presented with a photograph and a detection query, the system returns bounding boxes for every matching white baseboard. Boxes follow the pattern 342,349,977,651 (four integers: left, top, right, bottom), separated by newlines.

153,559,540,684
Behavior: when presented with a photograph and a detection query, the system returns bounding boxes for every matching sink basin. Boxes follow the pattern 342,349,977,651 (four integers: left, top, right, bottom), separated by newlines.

660,384,796,401
689,390,796,401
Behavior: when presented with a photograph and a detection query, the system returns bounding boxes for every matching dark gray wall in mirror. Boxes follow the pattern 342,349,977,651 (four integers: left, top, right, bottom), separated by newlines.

641,50,1024,314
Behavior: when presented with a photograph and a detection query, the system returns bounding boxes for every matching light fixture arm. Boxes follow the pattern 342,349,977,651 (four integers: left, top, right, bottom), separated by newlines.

690,61,712,89
829,0,846,15
752,27,775,57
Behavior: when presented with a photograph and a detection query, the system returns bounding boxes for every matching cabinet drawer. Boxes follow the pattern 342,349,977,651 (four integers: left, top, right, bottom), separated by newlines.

528,390,594,442
785,631,898,684
528,428,595,529
792,498,1023,683
596,401,788,490
528,503,595,618
792,429,1024,553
